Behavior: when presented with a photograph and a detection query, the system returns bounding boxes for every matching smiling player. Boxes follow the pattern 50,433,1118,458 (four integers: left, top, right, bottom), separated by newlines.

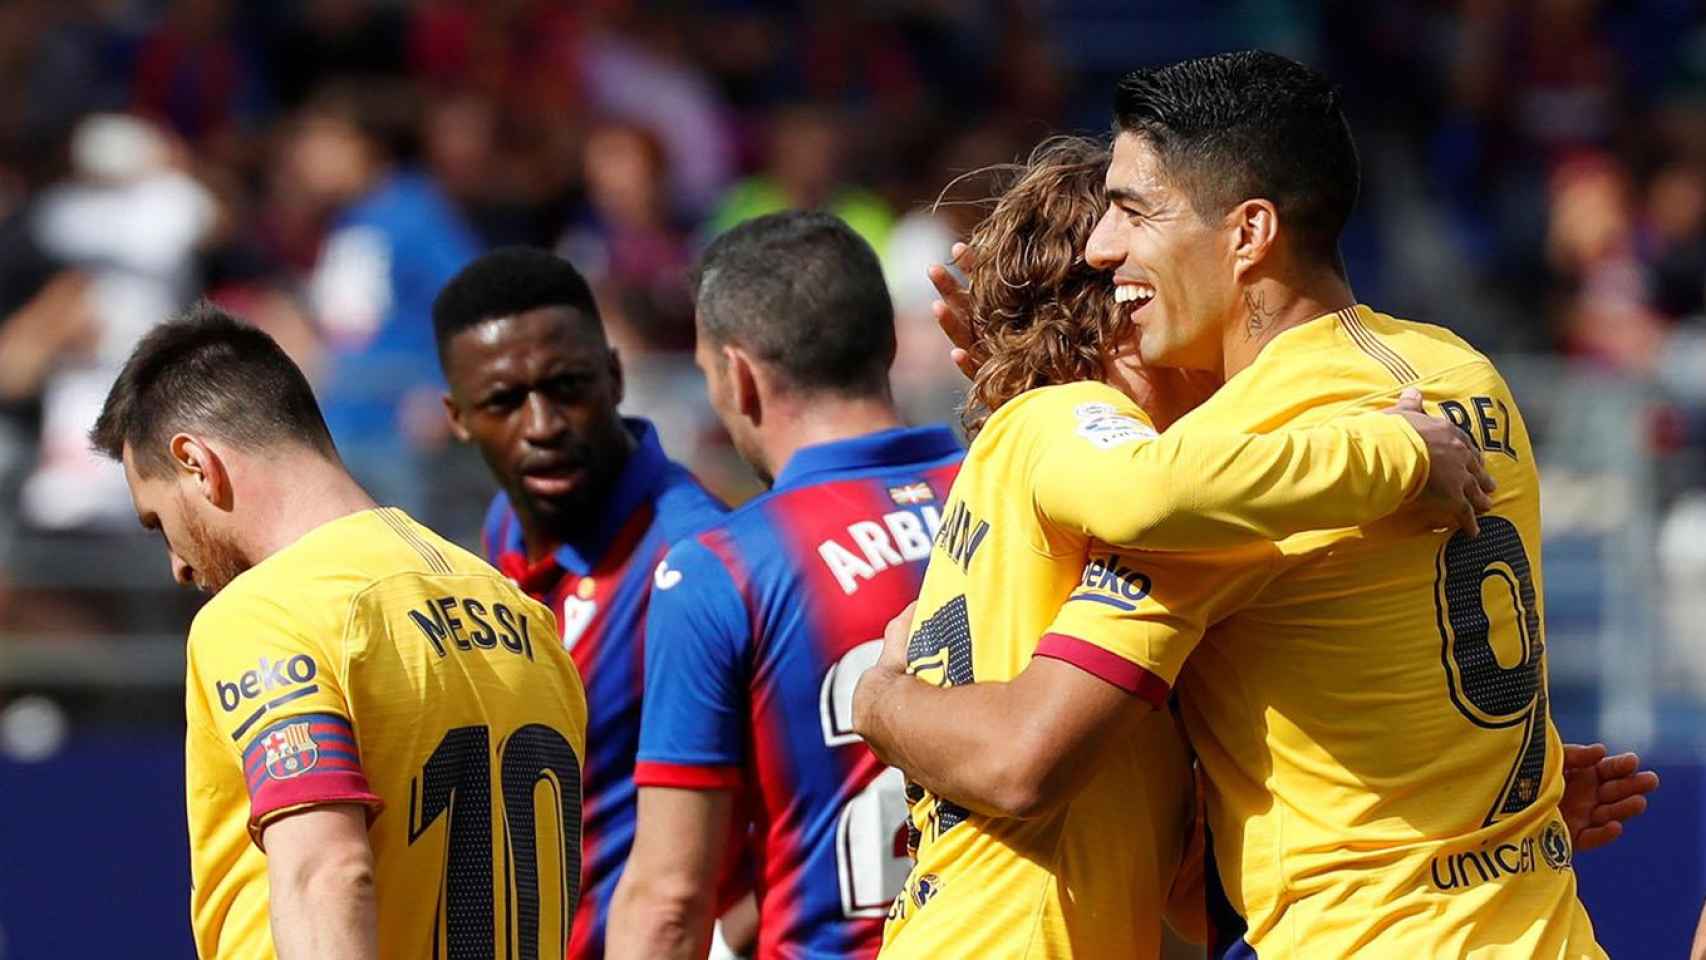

855,52,1658,959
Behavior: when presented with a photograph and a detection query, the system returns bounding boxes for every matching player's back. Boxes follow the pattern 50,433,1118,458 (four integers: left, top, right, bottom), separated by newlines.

1170,306,1601,958
885,381,1193,960
638,425,961,959
184,507,587,960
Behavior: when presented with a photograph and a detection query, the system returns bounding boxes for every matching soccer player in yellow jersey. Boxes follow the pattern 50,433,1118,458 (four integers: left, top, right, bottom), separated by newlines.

856,52,1658,959
88,305,588,960
846,135,1495,960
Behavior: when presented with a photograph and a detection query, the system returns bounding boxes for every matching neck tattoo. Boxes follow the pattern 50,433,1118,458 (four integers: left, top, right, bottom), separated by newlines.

1244,289,1277,340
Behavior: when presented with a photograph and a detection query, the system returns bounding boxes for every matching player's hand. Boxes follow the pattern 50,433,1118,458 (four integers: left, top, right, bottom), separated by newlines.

1383,388,1496,537
1560,742,1660,853
876,600,918,676
928,242,980,380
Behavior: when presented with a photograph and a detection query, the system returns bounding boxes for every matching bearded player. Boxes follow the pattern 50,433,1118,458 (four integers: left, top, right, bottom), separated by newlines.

607,187,1515,957
91,306,587,959
856,52,1658,959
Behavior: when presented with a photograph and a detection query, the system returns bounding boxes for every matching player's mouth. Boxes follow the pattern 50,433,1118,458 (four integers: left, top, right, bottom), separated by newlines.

1113,282,1155,315
519,462,588,498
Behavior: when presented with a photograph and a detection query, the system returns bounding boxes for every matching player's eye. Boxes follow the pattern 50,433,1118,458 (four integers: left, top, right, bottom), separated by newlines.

480,389,523,413
545,374,591,399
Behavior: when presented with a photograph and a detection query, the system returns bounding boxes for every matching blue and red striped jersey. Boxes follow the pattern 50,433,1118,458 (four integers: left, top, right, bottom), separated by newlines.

481,417,725,959
636,425,963,959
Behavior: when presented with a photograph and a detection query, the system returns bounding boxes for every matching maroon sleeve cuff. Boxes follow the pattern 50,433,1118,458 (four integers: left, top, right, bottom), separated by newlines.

633,760,744,790
1035,632,1170,708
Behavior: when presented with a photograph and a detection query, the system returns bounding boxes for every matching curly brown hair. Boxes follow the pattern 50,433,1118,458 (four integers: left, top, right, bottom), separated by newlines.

958,136,1128,435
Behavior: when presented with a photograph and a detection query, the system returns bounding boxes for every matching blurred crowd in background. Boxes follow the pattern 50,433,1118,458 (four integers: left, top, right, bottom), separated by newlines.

3,0,1706,744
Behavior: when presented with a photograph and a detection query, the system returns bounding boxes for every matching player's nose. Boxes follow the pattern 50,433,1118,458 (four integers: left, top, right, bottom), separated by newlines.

520,393,569,444
1085,207,1124,271
170,552,196,588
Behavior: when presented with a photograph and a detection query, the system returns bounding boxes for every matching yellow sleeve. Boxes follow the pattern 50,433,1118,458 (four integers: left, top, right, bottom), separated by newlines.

1030,397,1428,552
185,589,382,843
1033,542,1276,696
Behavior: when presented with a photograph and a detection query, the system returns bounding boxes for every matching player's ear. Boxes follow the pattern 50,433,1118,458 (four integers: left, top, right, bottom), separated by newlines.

1228,198,1279,281
440,391,471,444
724,345,762,424
170,433,232,510
608,347,625,408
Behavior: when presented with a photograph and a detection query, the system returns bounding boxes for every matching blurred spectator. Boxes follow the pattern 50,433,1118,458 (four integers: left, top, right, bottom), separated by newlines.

708,104,892,253
582,15,735,216
268,0,409,110
131,0,260,149
22,113,215,529
293,85,481,512
1642,161,1706,320
1546,155,1669,372
558,120,695,352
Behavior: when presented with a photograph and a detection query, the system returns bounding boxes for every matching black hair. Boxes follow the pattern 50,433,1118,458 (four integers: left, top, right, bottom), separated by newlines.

1113,50,1360,273
432,246,604,364
694,211,895,396
90,302,336,476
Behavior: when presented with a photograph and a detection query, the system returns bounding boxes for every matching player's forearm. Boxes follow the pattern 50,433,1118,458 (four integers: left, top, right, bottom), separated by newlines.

267,850,379,960
1056,414,1425,551
606,871,716,960
853,666,1054,819
1691,897,1706,960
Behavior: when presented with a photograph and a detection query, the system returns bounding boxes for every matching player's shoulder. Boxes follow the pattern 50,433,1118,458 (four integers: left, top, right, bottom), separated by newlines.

976,380,1156,455
1344,303,1508,387
651,459,730,544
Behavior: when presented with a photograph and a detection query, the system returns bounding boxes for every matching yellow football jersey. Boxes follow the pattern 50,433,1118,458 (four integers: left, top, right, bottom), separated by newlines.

183,507,587,960
1085,306,1601,958
882,379,1434,959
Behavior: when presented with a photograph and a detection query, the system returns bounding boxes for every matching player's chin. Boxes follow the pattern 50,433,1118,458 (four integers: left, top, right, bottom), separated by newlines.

521,486,595,522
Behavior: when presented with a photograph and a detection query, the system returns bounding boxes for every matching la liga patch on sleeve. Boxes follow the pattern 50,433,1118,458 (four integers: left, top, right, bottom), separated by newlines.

1073,402,1158,450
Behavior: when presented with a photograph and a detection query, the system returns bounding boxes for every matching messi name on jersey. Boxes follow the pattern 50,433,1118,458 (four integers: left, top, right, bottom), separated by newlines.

406,595,538,661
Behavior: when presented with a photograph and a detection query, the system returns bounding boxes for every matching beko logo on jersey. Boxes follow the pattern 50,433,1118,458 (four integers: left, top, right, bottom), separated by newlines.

817,507,945,596
215,655,318,712
1428,819,1571,892
1068,553,1152,611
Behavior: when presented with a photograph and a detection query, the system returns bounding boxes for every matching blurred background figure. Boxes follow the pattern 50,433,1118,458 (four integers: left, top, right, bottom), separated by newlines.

0,2,1703,958
294,83,481,513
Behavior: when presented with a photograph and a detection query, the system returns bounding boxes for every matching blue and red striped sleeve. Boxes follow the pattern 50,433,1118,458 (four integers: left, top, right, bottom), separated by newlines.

634,535,751,790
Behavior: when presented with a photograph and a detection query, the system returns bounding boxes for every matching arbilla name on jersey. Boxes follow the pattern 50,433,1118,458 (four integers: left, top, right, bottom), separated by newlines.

1428,819,1572,891
816,505,946,595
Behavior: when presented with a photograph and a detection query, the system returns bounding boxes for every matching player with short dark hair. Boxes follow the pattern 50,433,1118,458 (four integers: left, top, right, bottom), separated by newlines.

693,210,897,404
92,303,587,960
92,302,339,484
855,50,1656,958
433,246,728,959
608,204,1493,960
606,211,961,960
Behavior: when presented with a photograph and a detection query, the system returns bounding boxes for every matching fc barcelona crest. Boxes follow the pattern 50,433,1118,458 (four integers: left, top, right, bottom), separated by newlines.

263,722,320,780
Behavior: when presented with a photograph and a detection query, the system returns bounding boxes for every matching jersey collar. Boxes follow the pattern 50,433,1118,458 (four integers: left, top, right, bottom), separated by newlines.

497,417,668,577
771,425,961,492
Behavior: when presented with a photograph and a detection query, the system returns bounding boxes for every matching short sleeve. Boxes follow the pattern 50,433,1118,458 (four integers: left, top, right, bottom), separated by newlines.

1034,543,1276,703
185,592,382,843
1027,391,1428,553
634,538,752,790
